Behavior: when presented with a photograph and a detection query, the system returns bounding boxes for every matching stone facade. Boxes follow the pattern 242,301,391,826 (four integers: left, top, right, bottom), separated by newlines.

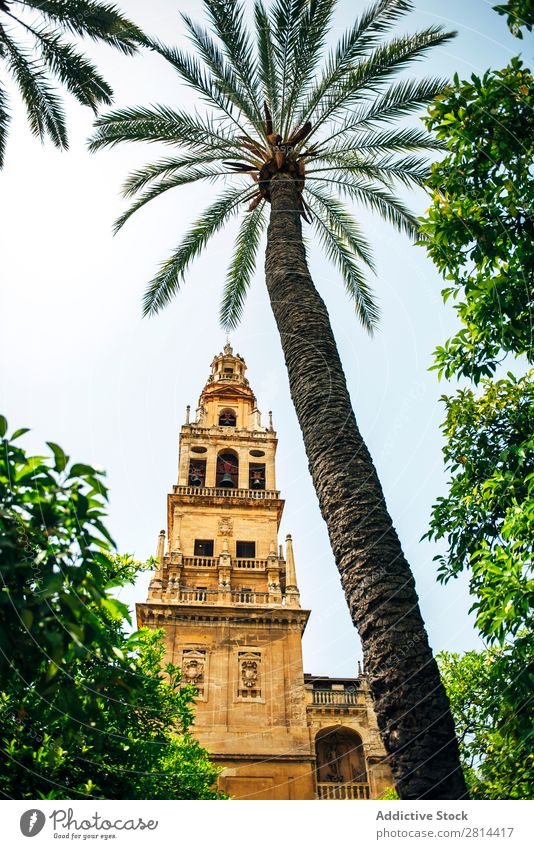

136,345,393,800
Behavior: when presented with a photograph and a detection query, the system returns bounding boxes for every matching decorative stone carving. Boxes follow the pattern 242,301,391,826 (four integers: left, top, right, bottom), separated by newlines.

241,660,258,688
218,516,233,536
238,651,261,699
182,649,206,696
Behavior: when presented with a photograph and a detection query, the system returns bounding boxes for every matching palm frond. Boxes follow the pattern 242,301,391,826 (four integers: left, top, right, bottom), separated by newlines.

305,186,379,332
0,82,10,167
114,167,232,234
279,0,336,139
296,0,415,126
153,28,262,137
142,184,253,316
220,202,267,329
254,1,279,123
121,153,228,198
270,0,309,125
309,27,455,136
30,27,113,109
305,184,375,270
311,153,433,189
201,0,261,118
308,173,420,239
25,0,145,53
318,77,450,147
0,23,67,148
325,126,441,156
89,106,241,155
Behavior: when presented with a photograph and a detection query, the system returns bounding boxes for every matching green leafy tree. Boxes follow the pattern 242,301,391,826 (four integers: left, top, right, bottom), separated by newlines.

494,1,534,37
421,8,533,799
427,372,533,642
438,648,533,799
89,0,466,799
0,415,222,799
0,0,145,166
420,59,533,383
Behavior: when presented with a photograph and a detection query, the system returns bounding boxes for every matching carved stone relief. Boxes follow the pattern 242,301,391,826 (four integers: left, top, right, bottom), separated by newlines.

237,651,261,699
218,516,233,536
182,649,207,697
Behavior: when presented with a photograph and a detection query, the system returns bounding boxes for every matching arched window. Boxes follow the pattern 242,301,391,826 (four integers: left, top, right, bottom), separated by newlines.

216,451,239,488
249,463,265,490
219,408,236,427
188,459,206,487
315,727,367,784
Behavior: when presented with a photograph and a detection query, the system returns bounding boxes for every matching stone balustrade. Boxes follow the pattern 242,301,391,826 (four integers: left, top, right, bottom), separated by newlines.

316,783,370,800
173,484,280,499
311,689,360,706
177,589,281,606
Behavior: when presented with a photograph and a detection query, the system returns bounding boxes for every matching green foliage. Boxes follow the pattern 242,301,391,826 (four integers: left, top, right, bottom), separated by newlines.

422,9,534,799
0,0,146,167
494,1,534,37
379,786,400,799
426,372,534,642
90,0,455,332
438,648,533,799
0,418,223,799
420,59,534,382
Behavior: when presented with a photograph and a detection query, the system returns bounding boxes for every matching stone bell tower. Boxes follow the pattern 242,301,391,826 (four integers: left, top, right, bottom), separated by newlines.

137,343,314,799
137,344,393,800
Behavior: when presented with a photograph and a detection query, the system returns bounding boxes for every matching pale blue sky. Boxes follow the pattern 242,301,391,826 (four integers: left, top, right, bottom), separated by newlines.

0,1,529,676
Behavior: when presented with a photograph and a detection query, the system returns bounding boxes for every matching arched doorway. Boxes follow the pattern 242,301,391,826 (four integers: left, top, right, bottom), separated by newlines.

315,727,368,797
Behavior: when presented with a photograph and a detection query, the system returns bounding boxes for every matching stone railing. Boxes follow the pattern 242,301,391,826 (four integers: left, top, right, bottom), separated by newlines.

182,556,217,568
234,558,269,570
173,485,280,500
178,589,217,603
311,689,360,706
316,783,370,800
182,426,273,440
230,590,271,605
177,589,275,606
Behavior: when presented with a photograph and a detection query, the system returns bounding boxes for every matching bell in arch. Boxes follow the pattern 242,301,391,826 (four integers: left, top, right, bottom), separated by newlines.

219,471,235,488
190,472,203,486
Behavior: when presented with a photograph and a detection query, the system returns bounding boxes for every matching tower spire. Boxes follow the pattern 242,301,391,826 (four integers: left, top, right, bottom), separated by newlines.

156,529,165,565
285,533,300,606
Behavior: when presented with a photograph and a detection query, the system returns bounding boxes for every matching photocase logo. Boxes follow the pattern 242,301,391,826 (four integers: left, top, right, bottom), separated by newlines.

20,809,46,837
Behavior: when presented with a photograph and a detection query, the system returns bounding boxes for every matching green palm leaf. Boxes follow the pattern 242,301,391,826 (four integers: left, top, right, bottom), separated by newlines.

0,82,9,167
91,0,454,334
25,0,145,53
295,0,415,125
114,167,233,234
0,23,67,147
32,27,113,109
309,173,419,238
143,185,254,317
220,202,267,330
90,106,241,154
305,186,379,331
202,0,261,119
254,0,279,121
308,27,455,137
321,78,450,146
0,0,146,165
121,153,229,198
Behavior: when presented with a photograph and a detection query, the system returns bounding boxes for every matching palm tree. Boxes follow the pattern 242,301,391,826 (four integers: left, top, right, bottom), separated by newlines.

0,0,145,166
89,0,467,799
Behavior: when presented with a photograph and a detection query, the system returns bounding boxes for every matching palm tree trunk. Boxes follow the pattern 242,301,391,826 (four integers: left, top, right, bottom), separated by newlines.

264,172,467,800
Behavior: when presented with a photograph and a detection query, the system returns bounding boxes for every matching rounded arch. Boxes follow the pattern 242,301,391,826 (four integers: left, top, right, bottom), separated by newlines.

216,449,239,488
219,408,237,427
315,726,367,784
